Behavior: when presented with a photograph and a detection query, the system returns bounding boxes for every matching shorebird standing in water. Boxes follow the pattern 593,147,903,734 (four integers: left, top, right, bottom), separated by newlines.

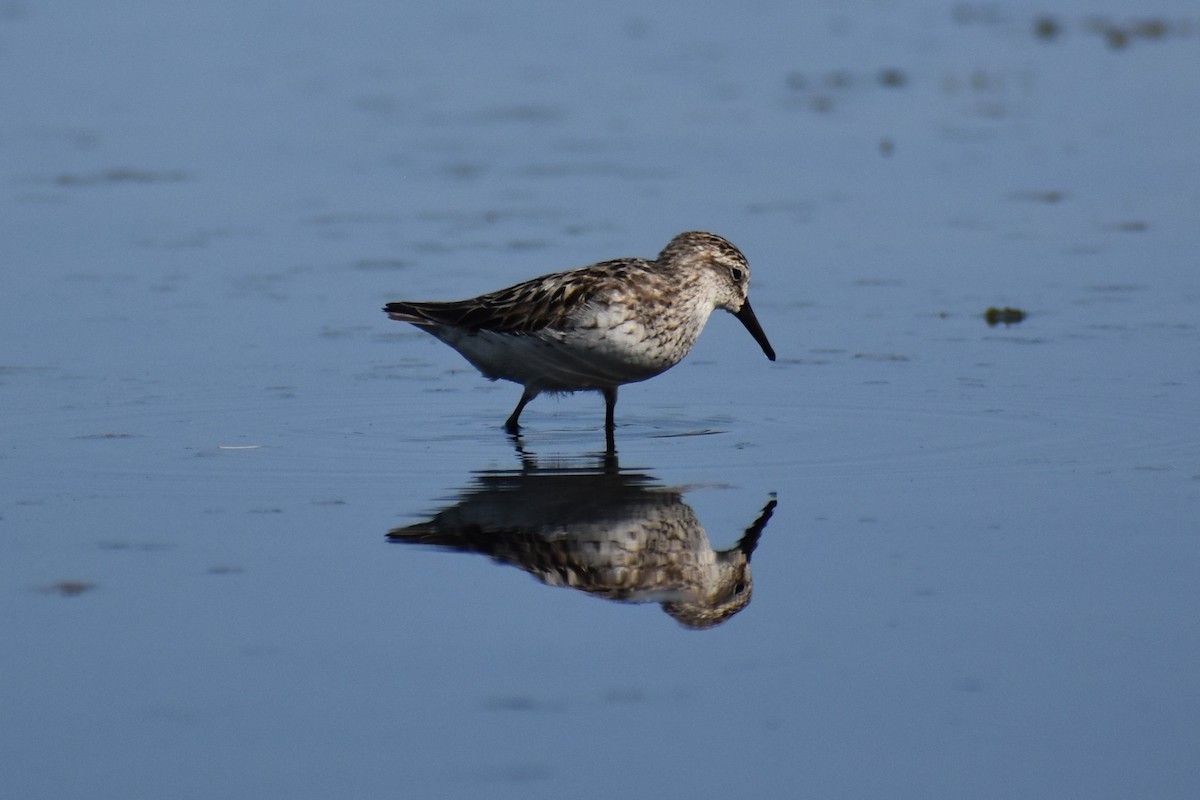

383,231,776,435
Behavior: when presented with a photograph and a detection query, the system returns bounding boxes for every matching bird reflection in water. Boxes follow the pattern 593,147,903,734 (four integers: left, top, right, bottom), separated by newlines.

387,457,776,629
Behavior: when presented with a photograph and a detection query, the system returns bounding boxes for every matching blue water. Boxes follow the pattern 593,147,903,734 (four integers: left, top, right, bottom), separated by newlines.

3,2,1199,798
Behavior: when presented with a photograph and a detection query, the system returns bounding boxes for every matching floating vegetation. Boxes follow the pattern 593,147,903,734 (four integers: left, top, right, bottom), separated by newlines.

984,307,1026,326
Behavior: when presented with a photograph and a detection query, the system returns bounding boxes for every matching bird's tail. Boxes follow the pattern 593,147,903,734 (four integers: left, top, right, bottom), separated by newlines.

383,301,433,324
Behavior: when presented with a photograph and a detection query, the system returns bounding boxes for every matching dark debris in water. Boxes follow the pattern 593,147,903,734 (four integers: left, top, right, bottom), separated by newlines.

1033,16,1061,40
1034,13,1192,49
984,307,1026,326
54,168,188,186
1009,189,1067,204
852,353,912,362
952,4,1006,27
98,540,174,552
1104,220,1150,233
482,694,562,713
783,65,910,115
352,258,411,271
1086,284,1145,293
40,580,96,597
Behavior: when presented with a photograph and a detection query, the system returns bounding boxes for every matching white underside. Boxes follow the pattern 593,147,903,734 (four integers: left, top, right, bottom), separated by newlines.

433,326,668,392
413,293,717,393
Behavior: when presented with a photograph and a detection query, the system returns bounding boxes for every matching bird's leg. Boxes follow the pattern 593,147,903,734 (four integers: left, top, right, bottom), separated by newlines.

602,387,618,455
504,388,538,433
602,387,618,433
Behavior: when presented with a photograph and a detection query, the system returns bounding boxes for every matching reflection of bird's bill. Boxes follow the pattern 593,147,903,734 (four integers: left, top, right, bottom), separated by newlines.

735,299,776,361
738,497,777,559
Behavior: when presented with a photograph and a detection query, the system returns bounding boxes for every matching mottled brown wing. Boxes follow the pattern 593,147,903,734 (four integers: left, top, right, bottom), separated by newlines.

385,260,638,335
387,521,603,587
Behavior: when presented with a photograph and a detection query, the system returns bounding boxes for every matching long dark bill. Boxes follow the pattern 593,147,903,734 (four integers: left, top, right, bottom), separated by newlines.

735,299,776,361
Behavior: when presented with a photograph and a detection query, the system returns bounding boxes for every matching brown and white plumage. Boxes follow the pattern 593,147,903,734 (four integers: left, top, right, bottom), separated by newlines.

387,466,777,629
383,231,776,434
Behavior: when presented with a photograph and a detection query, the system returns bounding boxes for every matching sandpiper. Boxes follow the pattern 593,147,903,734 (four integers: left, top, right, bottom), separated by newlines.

383,231,776,434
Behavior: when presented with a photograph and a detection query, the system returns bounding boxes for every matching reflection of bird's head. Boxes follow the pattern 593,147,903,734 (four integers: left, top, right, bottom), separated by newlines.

662,557,753,630
662,496,775,630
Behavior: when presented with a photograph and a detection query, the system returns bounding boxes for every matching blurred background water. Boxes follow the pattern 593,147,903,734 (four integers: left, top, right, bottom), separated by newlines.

2,2,1198,798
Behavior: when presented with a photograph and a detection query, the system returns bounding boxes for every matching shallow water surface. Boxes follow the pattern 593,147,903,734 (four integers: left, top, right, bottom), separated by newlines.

3,2,1199,798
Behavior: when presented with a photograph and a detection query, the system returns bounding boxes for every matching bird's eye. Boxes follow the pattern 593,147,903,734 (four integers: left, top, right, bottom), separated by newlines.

733,580,747,594
730,267,745,282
